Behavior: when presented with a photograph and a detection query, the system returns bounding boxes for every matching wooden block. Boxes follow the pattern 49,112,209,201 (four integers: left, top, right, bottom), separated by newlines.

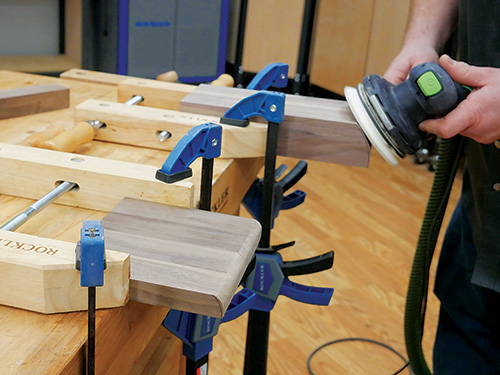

74,99,267,158
0,229,129,314
60,69,131,86
115,80,370,166
117,77,196,111
0,84,69,120
102,198,261,318
180,85,371,167
0,143,194,212
211,156,264,215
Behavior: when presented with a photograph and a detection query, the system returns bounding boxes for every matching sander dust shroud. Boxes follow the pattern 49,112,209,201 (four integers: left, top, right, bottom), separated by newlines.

344,62,470,375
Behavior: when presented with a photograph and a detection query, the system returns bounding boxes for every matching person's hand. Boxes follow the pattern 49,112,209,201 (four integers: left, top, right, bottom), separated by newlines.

383,43,440,84
419,55,500,144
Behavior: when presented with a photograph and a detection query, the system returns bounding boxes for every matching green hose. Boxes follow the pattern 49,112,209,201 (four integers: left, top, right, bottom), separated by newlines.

404,136,464,375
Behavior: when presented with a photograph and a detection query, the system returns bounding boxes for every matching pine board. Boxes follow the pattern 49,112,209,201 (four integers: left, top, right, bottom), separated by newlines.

0,143,194,212
0,229,129,313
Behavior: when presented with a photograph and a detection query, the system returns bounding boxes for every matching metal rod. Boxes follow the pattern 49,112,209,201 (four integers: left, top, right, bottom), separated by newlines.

235,0,248,86
87,286,96,375
293,0,317,94
0,181,76,231
124,95,144,106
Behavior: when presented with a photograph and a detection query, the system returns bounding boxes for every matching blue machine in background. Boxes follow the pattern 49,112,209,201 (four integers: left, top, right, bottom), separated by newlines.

84,0,229,83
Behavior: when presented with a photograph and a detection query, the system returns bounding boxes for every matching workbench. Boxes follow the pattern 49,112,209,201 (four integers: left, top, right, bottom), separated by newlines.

0,70,262,375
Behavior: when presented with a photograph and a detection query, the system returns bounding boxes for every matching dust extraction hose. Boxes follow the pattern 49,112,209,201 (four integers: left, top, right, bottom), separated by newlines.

404,136,464,375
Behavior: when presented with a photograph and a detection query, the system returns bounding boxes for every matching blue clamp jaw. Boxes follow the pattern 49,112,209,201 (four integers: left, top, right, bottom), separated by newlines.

75,220,106,287
243,250,334,312
243,160,307,227
246,63,289,91
163,288,256,362
156,123,222,183
220,91,286,127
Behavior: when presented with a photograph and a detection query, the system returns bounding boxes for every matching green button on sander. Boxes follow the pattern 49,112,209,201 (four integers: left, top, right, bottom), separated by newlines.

417,71,443,97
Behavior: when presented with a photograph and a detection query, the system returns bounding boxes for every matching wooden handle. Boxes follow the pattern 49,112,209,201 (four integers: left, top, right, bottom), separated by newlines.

156,70,179,82
23,124,66,146
210,74,234,87
36,122,95,152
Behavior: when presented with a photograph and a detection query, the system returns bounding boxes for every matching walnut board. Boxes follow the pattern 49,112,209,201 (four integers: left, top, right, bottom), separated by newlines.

0,229,129,314
179,85,371,167
102,198,261,318
115,78,370,167
0,84,69,120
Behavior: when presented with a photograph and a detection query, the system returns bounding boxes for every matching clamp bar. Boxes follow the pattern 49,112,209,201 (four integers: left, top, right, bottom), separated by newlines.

75,220,107,375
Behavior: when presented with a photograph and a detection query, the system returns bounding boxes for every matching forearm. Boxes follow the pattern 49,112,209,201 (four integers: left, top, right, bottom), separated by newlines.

403,0,459,52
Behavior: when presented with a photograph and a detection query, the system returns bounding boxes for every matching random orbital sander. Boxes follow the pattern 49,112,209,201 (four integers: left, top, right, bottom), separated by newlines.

344,62,471,166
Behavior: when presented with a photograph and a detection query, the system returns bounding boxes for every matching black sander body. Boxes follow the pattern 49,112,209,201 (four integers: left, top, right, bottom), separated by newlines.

345,62,471,165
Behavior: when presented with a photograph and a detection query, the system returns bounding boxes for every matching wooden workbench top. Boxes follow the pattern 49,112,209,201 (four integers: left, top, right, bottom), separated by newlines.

0,70,261,375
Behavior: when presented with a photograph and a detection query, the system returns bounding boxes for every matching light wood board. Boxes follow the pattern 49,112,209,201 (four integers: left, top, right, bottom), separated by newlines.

0,143,194,212
74,99,268,158
118,77,196,111
0,229,129,314
102,198,261,318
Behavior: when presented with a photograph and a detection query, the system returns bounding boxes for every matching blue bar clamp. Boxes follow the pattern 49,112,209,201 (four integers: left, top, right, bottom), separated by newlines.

156,123,222,184
75,220,106,375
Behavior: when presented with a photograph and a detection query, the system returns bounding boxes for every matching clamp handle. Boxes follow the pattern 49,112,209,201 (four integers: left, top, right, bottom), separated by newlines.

76,220,106,287
156,122,222,183
221,288,257,323
281,251,334,277
247,63,289,91
220,91,286,127
242,161,307,226
280,279,334,306
278,160,307,192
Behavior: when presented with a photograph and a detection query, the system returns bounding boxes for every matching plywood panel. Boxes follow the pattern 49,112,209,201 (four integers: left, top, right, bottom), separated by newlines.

309,0,374,94
242,0,305,76
365,0,410,75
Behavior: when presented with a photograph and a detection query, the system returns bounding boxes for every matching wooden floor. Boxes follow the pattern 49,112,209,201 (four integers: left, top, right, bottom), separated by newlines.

207,150,462,375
